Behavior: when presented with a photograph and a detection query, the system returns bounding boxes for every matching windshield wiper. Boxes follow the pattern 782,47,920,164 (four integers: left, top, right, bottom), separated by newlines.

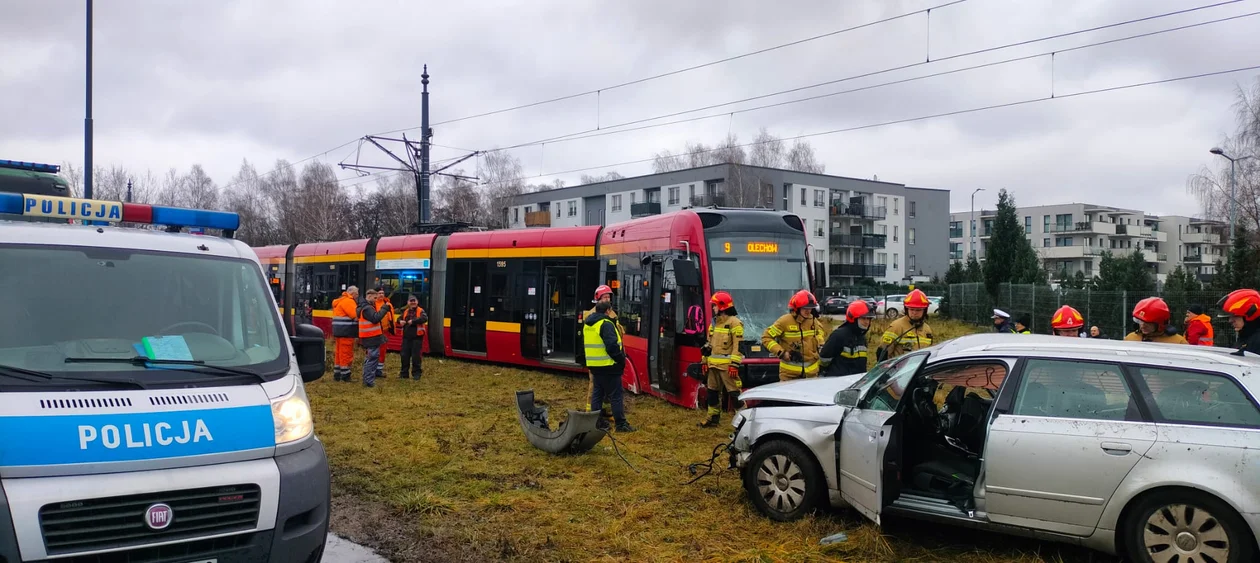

63,356,266,381
0,363,147,389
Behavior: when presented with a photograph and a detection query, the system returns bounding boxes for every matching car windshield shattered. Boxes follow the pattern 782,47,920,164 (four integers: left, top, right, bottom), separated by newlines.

0,244,289,384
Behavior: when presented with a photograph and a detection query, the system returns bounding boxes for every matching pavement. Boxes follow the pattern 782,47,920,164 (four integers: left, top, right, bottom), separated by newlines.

324,534,389,563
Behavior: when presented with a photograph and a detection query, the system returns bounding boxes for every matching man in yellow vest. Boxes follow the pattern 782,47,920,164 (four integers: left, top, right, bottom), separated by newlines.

761,290,826,381
581,285,617,424
583,301,635,432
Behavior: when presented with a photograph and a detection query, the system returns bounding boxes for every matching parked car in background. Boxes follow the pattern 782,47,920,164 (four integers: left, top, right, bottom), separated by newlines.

877,294,940,318
822,296,848,315
730,333,1260,563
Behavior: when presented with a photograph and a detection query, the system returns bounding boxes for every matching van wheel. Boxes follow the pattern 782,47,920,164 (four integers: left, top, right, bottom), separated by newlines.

885,308,900,319
743,440,825,522
1124,490,1256,563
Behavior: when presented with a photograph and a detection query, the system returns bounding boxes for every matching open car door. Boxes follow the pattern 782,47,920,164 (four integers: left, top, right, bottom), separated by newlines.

837,353,927,523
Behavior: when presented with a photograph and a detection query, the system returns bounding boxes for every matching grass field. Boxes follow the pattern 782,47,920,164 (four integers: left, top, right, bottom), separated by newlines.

311,317,1119,562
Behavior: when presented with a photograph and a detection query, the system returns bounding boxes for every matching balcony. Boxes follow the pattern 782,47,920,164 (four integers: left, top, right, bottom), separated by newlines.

1183,254,1210,264
949,229,963,238
524,210,551,227
829,203,887,220
1182,232,1220,245
689,193,727,208
829,233,887,249
630,202,661,218
828,263,888,278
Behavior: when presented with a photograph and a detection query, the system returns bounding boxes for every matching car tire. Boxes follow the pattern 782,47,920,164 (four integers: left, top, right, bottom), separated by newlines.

743,439,826,522
885,308,900,319
1123,489,1257,563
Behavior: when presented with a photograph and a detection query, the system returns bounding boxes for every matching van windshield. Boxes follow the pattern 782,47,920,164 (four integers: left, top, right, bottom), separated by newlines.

0,244,289,386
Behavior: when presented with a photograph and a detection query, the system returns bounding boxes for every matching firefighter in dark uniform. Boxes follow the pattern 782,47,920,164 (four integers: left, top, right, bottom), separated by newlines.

699,291,743,428
1220,288,1260,354
820,299,875,377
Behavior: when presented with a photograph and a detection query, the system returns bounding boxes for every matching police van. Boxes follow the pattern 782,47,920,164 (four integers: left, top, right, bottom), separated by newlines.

0,167,331,562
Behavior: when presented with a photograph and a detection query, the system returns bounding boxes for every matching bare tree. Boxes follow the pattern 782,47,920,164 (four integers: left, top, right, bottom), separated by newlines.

786,139,825,174
651,150,687,173
292,162,352,242
223,159,284,245
748,127,787,169
59,162,84,197
579,171,624,184
432,171,482,225
480,151,526,229
1187,77,1260,233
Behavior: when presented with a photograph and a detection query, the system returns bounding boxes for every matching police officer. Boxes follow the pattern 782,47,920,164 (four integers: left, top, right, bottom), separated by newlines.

1220,288,1260,354
1125,297,1188,344
583,301,635,432
700,291,743,428
992,309,1015,333
761,290,826,381
876,289,933,361
820,299,875,377
396,294,428,380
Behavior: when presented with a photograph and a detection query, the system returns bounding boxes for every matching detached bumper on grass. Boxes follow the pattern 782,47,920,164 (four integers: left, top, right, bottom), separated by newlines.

515,390,607,455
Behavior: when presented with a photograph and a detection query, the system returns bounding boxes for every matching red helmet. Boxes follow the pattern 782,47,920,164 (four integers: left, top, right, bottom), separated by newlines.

846,300,874,323
904,289,930,309
711,291,735,310
1051,305,1084,331
1132,297,1171,327
593,285,613,301
1220,289,1260,321
787,290,818,312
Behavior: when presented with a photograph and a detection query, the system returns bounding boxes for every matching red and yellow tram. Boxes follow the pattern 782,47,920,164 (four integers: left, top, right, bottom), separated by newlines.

252,208,812,409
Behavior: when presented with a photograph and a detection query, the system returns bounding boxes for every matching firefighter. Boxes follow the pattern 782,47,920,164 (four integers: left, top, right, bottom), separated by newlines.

330,285,360,382
699,291,743,428
1219,288,1260,354
396,294,428,380
761,290,826,381
1125,297,1188,344
876,289,933,361
820,299,875,377
582,285,617,423
1184,304,1215,347
1050,305,1085,337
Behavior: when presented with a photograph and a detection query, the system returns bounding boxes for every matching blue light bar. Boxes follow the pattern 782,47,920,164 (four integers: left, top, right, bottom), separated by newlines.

150,205,240,232
0,192,22,214
0,159,60,174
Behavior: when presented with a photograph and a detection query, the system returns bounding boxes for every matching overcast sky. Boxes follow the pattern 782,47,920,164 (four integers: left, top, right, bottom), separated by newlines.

3,0,1258,215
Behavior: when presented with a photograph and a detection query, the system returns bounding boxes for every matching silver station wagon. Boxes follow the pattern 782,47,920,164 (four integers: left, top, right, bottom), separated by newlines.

729,333,1260,563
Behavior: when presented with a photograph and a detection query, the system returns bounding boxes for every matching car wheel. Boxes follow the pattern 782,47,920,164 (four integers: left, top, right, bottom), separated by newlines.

1124,489,1256,563
885,308,900,319
743,439,825,522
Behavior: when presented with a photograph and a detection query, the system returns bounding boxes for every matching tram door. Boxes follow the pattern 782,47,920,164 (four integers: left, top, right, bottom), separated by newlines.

542,265,579,364
449,261,488,354
646,259,680,394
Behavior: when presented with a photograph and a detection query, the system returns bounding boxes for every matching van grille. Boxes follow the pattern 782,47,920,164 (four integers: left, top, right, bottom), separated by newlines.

39,484,260,555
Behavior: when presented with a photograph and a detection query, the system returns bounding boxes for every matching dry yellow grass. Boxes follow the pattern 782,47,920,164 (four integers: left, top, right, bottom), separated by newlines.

310,317,1117,562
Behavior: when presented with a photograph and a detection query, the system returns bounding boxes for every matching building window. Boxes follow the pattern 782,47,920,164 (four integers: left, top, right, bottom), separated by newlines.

1043,238,1050,247
908,255,916,271
611,194,622,212
813,219,825,238
813,189,825,208
893,253,899,270
893,198,899,215
525,206,532,213
1024,216,1031,233
877,252,887,265
1043,215,1050,233
970,220,976,236
556,204,561,218
800,187,806,206
631,192,637,204
879,224,887,236
909,201,916,218
513,208,519,223
668,187,679,205
908,228,915,245
647,190,660,204
567,201,577,217
689,184,696,200
893,226,899,242
950,242,962,260
949,221,962,238
814,249,825,262
879,196,888,210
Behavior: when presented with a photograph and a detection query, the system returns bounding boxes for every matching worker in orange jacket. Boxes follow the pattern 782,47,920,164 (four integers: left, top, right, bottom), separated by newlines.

1184,304,1215,346
372,286,395,380
330,286,360,382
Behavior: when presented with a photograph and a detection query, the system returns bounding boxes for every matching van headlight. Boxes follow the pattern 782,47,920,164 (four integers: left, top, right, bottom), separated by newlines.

272,385,314,444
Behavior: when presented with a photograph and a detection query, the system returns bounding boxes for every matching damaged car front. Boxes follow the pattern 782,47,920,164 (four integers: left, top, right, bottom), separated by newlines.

727,373,865,520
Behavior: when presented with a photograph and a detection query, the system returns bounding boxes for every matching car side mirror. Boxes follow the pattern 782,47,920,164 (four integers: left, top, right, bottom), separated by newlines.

835,388,861,408
291,323,326,383
673,259,701,287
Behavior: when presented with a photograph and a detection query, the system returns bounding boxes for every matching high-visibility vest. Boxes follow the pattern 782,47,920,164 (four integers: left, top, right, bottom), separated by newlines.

583,318,622,367
359,308,383,339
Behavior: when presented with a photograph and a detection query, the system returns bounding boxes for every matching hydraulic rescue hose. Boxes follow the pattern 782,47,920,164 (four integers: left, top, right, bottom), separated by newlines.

601,418,748,488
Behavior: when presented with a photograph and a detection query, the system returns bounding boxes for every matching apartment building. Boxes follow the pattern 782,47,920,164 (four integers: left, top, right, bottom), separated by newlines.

948,202,1230,282
505,164,951,286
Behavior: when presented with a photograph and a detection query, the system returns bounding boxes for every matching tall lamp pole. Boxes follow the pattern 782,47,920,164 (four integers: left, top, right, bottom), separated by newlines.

1210,147,1255,241
970,188,985,260
84,0,93,200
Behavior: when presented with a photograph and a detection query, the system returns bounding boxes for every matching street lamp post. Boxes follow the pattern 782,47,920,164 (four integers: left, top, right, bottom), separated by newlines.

970,188,985,260
1211,147,1256,241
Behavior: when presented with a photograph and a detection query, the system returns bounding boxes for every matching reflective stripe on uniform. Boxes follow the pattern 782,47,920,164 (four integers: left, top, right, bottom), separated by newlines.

780,361,820,374
583,318,622,367
840,346,868,358
766,326,783,337
359,316,382,339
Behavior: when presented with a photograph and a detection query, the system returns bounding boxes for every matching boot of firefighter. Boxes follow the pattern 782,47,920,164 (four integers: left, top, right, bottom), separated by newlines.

727,391,743,413
699,390,722,427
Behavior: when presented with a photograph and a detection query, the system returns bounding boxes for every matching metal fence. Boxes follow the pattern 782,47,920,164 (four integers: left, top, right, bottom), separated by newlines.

946,283,1235,347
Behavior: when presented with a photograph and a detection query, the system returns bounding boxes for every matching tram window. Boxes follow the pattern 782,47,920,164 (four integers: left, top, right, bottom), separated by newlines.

615,259,648,338
379,272,431,310
489,272,511,322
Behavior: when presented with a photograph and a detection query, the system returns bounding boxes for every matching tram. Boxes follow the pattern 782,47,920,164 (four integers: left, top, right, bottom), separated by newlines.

253,208,813,409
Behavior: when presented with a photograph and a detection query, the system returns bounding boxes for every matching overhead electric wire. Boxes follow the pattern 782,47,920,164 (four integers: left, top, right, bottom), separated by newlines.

470,63,1260,188
483,2,1257,153
371,0,970,135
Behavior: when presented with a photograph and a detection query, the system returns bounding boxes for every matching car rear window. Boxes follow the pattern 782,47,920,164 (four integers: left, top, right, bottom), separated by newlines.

1137,367,1260,428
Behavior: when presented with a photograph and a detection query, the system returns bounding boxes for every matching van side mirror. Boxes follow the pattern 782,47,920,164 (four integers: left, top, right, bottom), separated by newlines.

673,259,701,287
291,323,326,383
835,388,861,408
